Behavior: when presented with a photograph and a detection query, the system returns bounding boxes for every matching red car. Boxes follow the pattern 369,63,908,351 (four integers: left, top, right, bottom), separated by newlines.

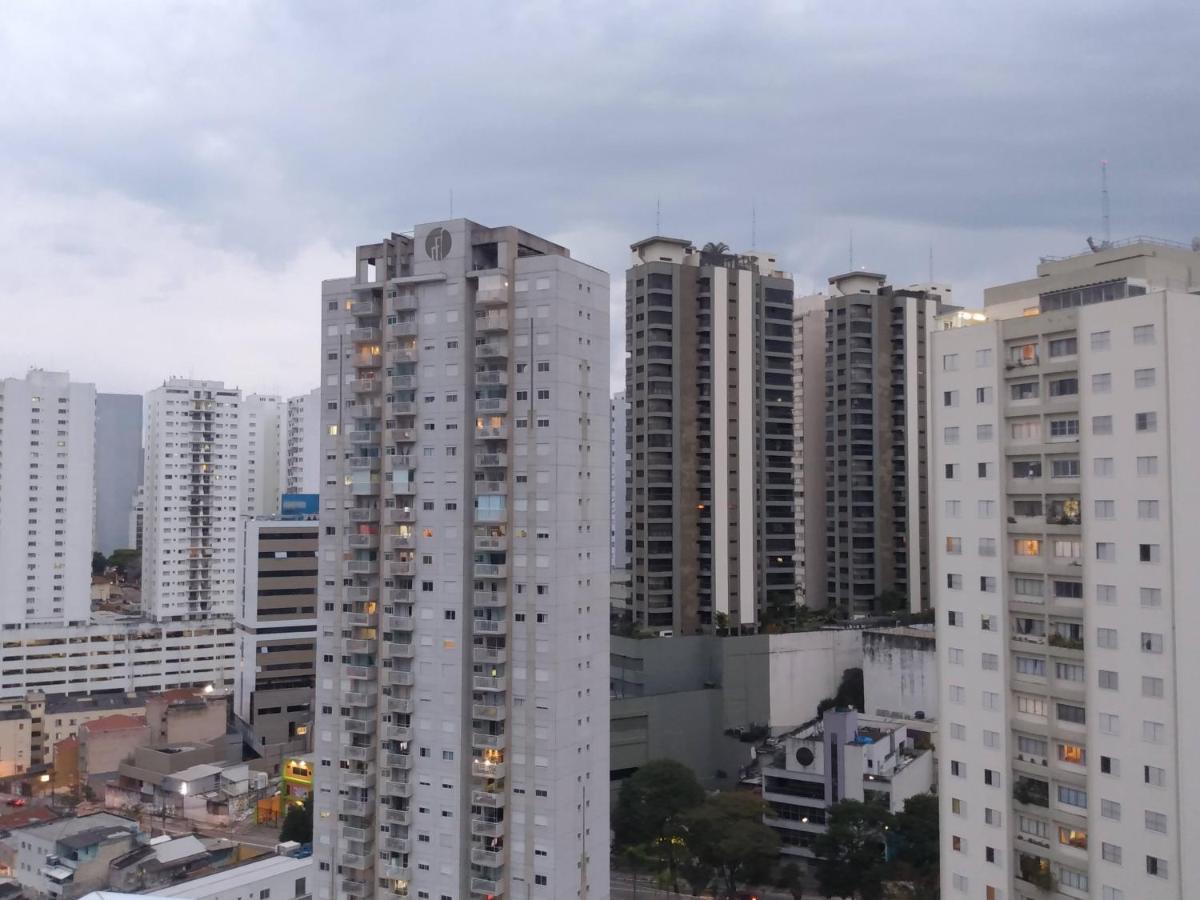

6,798,26,807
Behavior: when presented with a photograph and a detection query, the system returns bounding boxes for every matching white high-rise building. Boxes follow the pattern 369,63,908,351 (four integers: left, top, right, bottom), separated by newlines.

241,393,284,517
609,391,628,570
142,378,243,622
0,370,96,627
933,239,1200,900
283,387,321,495
313,219,610,900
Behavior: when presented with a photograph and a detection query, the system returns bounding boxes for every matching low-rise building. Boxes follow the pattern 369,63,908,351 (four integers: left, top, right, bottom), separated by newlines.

95,851,313,900
77,715,149,784
759,709,935,860
0,710,32,778
144,690,228,747
0,811,140,899
108,834,237,893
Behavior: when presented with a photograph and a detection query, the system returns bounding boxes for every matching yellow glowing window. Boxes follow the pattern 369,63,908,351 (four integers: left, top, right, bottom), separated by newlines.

1058,826,1087,849
1058,743,1085,764
1014,539,1041,556
328,425,339,436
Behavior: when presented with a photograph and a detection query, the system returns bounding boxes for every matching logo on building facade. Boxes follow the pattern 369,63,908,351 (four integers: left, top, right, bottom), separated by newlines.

425,227,452,261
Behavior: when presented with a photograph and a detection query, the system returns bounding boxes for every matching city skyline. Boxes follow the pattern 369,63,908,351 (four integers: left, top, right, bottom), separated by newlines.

2,3,1198,397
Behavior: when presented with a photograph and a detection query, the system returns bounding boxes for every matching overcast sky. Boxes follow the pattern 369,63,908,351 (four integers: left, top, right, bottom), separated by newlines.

1,0,1196,396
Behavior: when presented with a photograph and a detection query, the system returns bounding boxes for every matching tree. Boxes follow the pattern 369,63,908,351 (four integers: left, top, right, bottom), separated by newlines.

108,548,141,582
816,667,864,718
774,860,806,899
684,791,779,898
91,552,107,577
890,793,939,895
279,792,313,844
613,759,705,892
813,799,892,900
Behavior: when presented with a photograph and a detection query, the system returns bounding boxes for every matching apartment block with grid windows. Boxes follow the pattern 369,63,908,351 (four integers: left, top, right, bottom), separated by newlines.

312,219,609,900
933,239,1200,900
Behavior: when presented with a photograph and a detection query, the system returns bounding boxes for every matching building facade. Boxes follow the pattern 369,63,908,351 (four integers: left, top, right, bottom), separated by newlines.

284,388,322,496
312,219,610,900
94,393,143,555
609,391,629,571
235,517,317,750
933,240,1200,900
240,394,284,518
624,238,795,633
793,294,827,609
823,274,954,616
0,369,96,627
142,379,243,622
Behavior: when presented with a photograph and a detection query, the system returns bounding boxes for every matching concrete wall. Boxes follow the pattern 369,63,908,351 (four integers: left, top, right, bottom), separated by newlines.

80,720,149,778
861,627,938,720
0,713,31,777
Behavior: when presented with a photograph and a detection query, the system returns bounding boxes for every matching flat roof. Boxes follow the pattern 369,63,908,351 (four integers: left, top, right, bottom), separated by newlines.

10,811,136,841
630,235,693,251
148,854,311,897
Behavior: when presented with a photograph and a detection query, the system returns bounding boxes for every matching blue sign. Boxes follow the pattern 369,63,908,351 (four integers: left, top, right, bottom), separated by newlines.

281,493,319,519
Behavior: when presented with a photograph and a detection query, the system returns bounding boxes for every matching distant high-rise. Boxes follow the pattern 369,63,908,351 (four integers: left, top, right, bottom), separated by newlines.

241,393,283,517
0,370,96,626
935,239,1200,900
142,378,242,622
610,391,629,570
625,238,795,633
283,387,321,495
792,294,827,609
93,393,142,555
313,219,610,900
822,273,955,615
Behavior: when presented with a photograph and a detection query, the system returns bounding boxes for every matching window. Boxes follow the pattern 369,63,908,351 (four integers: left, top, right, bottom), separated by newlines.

976,423,993,441
1017,736,1047,758
943,390,959,407
983,767,1000,785
1097,583,1116,604
944,463,959,480
947,610,963,627
976,386,993,404
1133,324,1155,345
1142,720,1165,743
982,692,1001,711
1139,543,1160,563
1010,420,1039,441
1141,632,1163,653
947,647,964,665
984,807,1001,826
1137,455,1158,476
1014,576,1043,598
1136,411,1157,432
1056,662,1085,682
944,426,960,444
1091,372,1112,393
1096,542,1115,562
949,685,965,703
1014,656,1045,677
1100,799,1121,820
945,499,961,518
1056,703,1086,725
1092,415,1113,435
1142,676,1164,698
950,722,966,739
981,651,999,669
1050,458,1079,478
1053,539,1080,559
1090,329,1111,350
1011,381,1038,401
1098,670,1119,690
1016,694,1046,717
1101,842,1122,864
943,353,959,370
945,536,962,554
1048,377,1078,397
1140,587,1162,607
950,760,965,778
976,348,992,367
1094,500,1114,519
1145,855,1167,878
977,461,992,478
980,576,997,592
1137,500,1159,519
978,538,996,557
1014,539,1040,557
1059,869,1088,892
1049,418,1078,438
1134,367,1156,388
1057,785,1087,808
1097,628,1118,649
983,730,1000,749
1058,742,1086,765
1093,456,1114,476
1053,580,1082,599
1145,764,1166,786
1011,460,1041,479
1048,337,1077,357
946,573,962,589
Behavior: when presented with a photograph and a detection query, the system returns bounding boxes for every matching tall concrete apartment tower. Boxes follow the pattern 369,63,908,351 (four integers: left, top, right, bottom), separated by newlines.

609,392,629,570
284,387,322,495
0,370,96,626
94,392,143,555
792,294,827,609
624,238,795,634
933,239,1200,900
142,378,243,622
823,272,955,616
241,393,284,517
313,219,610,900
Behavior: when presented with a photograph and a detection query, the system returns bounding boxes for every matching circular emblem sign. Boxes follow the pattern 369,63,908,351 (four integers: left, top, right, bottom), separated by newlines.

425,227,452,261
795,747,815,767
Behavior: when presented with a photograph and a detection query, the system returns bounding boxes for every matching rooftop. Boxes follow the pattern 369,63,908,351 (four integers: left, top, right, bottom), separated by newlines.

80,714,145,734
138,853,312,898
10,811,137,843
629,235,693,251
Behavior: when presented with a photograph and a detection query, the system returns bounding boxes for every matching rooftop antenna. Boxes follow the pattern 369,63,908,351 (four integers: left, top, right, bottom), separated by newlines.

1101,159,1111,246
751,201,757,249
655,196,661,233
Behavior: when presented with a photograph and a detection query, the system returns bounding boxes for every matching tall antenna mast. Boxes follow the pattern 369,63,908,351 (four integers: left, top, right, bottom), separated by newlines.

1101,160,1110,245
655,197,661,233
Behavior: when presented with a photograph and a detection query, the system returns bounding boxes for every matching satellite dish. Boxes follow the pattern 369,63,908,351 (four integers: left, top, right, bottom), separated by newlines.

795,747,815,767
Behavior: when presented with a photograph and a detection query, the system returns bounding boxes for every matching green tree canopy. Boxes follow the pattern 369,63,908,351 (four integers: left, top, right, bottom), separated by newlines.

813,799,892,900
613,759,705,891
889,793,940,897
279,792,313,844
91,552,107,577
684,791,780,898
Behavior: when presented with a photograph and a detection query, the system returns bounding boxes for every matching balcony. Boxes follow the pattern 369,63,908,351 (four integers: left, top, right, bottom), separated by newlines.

388,400,417,417
475,370,509,388
339,798,370,817
473,619,508,636
470,819,504,838
474,452,508,468
383,779,413,799
389,533,415,551
351,352,381,369
472,704,506,722
349,507,379,524
387,697,414,715
343,639,372,655
350,299,380,317
351,378,381,395
389,374,417,390
387,507,416,525
475,339,509,359
344,717,372,735
474,481,508,496
470,876,504,895
473,646,507,665
342,745,371,762
388,588,414,604
384,614,415,632
476,311,510,333
349,457,381,474
384,427,415,445
382,807,411,826
473,675,505,691
346,561,374,575
385,670,414,687
350,477,380,496
342,664,371,680
473,590,507,608
382,863,411,881
384,641,415,659
471,732,506,751
384,454,415,472
390,560,415,577
391,346,418,364
382,835,410,854
348,533,379,550
475,286,507,307
389,294,418,313
385,320,418,339
342,768,375,789
472,759,506,780
473,563,508,579
383,724,413,742
351,327,381,344
345,611,373,626
475,397,509,415
470,846,505,866
475,422,510,440
342,689,377,707
340,879,370,899
348,430,380,445
385,752,414,769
